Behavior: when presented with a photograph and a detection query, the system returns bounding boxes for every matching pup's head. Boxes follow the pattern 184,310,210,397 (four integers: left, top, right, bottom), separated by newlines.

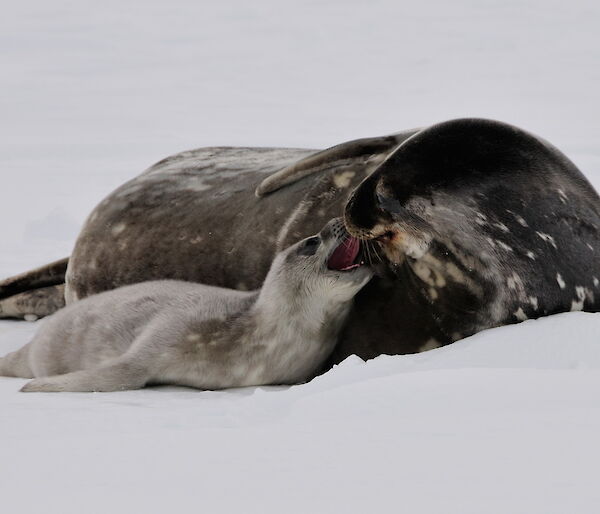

267,218,373,304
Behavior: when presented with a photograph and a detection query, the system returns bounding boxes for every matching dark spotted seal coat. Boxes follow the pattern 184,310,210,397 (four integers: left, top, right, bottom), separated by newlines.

1,119,599,366
342,118,600,359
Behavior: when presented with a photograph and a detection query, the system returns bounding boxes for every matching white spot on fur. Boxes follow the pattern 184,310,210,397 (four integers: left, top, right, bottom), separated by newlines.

526,251,536,260
594,277,599,288
557,189,568,204
428,287,439,300
536,231,557,249
24,314,38,322
332,171,355,189
186,333,201,342
111,223,127,236
507,273,522,290
493,222,509,233
556,273,565,289
513,308,528,321
403,233,432,260
189,236,203,244
529,296,538,310
587,243,594,251
585,288,595,303
413,261,435,287
434,271,446,288
515,215,528,227
413,261,446,288
419,338,441,352
570,286,586,311
416,255,447,287
496,240,513,252
445,262,466,284
185,177,212,192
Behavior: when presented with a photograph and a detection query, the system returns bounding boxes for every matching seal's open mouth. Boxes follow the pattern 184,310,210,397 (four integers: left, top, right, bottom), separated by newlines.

327,237,364,271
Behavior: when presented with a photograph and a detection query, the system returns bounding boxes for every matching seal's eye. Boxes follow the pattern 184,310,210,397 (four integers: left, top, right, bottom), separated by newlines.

298,236,320,256
376,192,387,204
376,191,402,214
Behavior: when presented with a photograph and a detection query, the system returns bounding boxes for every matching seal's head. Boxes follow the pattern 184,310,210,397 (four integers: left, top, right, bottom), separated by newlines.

341,118,552,329
343,119,560,269
265,218,373,306
342,117,600,334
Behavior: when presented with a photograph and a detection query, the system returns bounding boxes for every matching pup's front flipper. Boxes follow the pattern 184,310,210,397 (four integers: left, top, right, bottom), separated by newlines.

21,359,149,393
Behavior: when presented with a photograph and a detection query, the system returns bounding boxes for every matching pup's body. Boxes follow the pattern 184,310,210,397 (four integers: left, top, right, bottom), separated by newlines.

0,219,371,392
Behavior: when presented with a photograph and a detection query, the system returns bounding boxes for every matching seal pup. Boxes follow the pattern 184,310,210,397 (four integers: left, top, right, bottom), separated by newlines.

0,219,371,392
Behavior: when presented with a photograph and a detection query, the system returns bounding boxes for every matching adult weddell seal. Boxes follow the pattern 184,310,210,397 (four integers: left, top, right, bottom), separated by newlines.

0,219,371,392
1,118,599,366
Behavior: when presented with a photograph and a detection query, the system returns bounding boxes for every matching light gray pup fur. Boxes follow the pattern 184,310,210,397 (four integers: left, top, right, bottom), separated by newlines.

0,219,371,392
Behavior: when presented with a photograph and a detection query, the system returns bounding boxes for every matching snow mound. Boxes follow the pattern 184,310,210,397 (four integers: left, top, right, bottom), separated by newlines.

1,313,600,514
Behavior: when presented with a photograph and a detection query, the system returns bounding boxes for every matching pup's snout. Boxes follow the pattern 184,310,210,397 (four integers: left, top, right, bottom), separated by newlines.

320,217,347,242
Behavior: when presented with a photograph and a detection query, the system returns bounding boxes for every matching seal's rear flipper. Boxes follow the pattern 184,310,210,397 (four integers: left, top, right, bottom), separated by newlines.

0,257,68,300
255,129,421,197
20,358,148,392
0,284,66,320
0,258,67,319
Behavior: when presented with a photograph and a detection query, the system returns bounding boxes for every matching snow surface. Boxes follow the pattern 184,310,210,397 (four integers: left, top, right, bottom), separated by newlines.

1,1,600,512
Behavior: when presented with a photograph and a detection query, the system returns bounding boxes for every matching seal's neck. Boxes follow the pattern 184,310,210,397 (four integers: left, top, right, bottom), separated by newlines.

252,276,352,342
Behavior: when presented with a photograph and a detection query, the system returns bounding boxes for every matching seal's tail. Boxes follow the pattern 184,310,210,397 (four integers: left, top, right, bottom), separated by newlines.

0,258,68,320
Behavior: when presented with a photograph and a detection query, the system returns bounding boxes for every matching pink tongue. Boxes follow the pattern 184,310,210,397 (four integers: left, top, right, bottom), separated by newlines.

327,237,360,271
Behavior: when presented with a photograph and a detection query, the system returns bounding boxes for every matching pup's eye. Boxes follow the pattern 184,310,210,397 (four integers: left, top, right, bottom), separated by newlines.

298,236,320,256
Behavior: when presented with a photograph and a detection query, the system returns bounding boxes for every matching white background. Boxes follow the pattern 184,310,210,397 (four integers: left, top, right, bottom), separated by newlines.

1,1,600,512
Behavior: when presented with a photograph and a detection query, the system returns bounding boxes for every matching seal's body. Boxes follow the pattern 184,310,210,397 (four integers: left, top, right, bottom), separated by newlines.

0,130,416,314
1,119,598,365
0,219,371,392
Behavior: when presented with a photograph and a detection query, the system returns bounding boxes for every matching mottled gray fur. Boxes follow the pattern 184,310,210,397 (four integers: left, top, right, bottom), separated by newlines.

0,219,371,392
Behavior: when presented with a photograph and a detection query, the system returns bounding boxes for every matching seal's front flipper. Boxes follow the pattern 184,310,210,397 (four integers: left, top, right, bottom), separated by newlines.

20,359,149,393
255,129,421,197
0,284,65,320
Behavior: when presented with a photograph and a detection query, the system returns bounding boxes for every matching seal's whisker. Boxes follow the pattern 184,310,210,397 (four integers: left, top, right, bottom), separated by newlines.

365,240,375,266
369,240,383,264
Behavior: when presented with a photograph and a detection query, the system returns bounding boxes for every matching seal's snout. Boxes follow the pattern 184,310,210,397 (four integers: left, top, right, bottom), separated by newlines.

344,176,397,242
345,177,384,236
